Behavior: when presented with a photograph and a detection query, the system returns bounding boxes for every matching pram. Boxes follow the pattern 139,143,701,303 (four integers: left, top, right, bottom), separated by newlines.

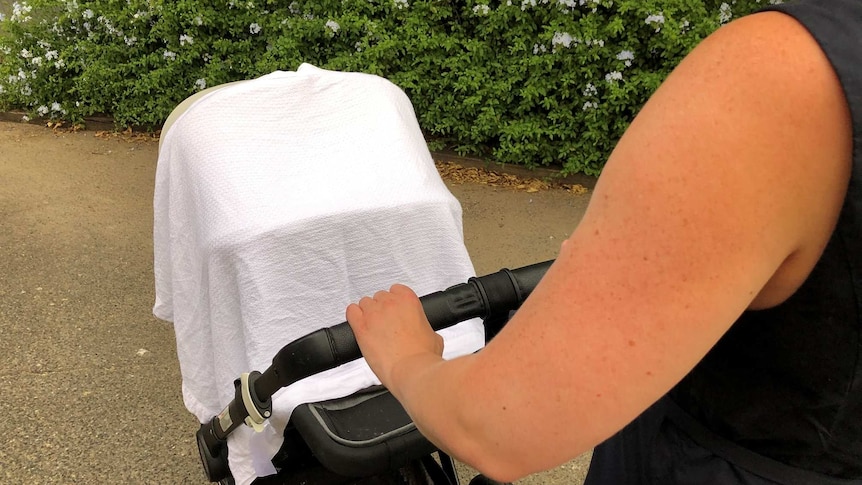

153,64,552,484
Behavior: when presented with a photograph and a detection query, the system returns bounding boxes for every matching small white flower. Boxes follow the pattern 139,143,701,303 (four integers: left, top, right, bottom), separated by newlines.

22,115,30,122
394,0,409,9
582,101,599,111
17,70,27,80
681,19,691,32
203,53,213,62
163,50,177,61
605,71,623,83
179,34,194,46
645,13,665,24
51,102,61,112
645,12,665,32
82,8,94,19
355,41,363,52
521,0,537,10
552,31,573,49
249,22,261,34
20,48,32,59
582,83,597,97
45,50,59,60
532,43,547,55
0,13,5,22
194,78,207,90
288,1,300,14
325,20,340,34
37,105,49,116
30,56,42,66
616,50,634,61
472,4,490,15
98,15,112,29
54,59,66,69
11,2,33,22
616,50,634,67
194,16,203,26
719,3,732,24
124,36,136,46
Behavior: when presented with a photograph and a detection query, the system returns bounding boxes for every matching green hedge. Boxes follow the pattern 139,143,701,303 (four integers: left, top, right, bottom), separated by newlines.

0,0,778,174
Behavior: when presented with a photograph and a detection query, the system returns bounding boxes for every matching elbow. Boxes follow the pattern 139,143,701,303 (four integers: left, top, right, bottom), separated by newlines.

469,458,530,484
441,424,533,483
433,363,537,482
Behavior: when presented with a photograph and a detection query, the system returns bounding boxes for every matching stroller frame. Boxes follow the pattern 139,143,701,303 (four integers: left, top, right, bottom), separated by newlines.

196,260,554,484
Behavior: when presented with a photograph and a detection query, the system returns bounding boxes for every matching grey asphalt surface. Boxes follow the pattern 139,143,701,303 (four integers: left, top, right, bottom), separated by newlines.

0,121,594,484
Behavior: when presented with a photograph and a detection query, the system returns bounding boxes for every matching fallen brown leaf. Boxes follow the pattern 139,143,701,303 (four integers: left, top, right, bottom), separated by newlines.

94,129,161,143
435,161,588,195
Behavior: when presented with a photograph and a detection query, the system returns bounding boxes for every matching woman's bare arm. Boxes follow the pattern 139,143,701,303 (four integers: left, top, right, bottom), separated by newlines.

347,11,852,482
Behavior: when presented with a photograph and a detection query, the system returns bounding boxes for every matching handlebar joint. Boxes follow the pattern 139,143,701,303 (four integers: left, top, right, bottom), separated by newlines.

240,371,272,432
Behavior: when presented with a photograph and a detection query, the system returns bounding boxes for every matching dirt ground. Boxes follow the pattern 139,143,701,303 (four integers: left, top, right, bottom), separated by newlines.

0,121,595,484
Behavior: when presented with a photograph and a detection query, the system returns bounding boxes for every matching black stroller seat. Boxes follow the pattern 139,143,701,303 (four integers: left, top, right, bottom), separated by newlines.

291,386,436,478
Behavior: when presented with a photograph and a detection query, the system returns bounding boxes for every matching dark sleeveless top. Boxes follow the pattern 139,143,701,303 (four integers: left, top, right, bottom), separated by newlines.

669,0,862,478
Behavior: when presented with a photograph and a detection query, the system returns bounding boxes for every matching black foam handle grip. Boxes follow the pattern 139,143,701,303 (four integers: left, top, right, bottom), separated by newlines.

320,281,489,365
253,280,488,399
509,259,553,299
253,261,554,404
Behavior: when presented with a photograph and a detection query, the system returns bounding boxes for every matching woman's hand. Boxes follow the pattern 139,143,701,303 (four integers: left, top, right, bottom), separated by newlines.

346,284,444,390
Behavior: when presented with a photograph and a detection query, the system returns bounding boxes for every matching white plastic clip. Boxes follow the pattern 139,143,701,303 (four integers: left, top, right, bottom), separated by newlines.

240,372,266,433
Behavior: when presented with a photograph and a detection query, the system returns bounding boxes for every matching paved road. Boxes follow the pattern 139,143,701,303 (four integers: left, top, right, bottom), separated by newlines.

0,121,593,484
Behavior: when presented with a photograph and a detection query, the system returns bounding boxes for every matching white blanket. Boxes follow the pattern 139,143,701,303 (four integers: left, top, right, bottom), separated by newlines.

153,64,484,484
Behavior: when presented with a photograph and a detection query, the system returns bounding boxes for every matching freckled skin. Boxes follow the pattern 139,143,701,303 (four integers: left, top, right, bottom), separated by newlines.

347,12,852,483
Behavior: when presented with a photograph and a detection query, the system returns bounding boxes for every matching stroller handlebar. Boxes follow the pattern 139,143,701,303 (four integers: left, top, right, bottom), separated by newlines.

257,258,553,400
197,259,554,481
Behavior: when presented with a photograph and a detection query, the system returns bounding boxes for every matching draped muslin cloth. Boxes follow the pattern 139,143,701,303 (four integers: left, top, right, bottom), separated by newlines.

153,64,484,484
